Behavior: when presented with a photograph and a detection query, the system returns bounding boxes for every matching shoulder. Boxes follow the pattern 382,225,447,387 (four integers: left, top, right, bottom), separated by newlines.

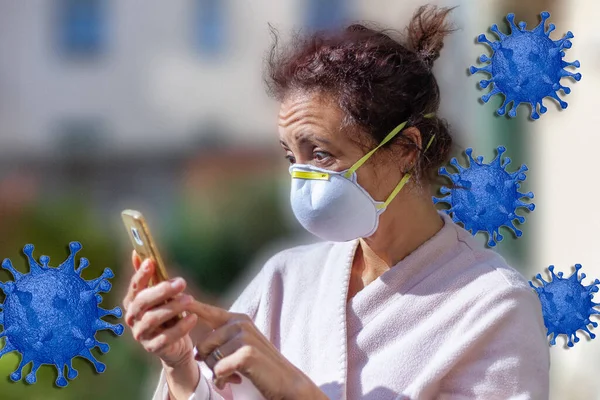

436,221,539,316
449,222,531,290
443,225,544,332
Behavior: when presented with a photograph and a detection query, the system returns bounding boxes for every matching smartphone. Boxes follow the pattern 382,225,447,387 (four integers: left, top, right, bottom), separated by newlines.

121,209,183,321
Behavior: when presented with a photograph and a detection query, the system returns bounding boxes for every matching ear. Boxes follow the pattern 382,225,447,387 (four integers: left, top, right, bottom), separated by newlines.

394,126,422,170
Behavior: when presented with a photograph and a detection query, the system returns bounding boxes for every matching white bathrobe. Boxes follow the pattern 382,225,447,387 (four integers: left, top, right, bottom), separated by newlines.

153,212,550,399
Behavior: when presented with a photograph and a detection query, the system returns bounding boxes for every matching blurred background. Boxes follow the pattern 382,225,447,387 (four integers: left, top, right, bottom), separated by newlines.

0,0,598,399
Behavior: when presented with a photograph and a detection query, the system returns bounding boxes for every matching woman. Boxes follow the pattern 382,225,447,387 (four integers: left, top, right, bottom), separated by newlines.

122,5,550,400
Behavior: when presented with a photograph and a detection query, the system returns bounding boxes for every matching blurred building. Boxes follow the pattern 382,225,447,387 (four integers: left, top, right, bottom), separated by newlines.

0,0,477,227
0,0,479,157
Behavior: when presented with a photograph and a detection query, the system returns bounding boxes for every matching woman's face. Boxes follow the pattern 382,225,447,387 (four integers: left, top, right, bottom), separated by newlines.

278,91,409,202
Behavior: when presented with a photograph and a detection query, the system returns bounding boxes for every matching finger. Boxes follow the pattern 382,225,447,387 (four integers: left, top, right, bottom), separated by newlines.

212,346,254,383
132,250,142,271
126,277,186,326
194,322,240,363
123,258,155,313
214,373,243,390
143,313,198,354
132,294,192,341
186,300,231,329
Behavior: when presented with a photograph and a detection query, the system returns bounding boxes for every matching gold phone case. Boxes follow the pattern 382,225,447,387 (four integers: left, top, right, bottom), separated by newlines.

121,209,169,286
121,209,183,321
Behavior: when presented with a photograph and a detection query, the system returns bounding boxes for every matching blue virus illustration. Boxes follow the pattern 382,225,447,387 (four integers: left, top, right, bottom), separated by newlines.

433,146,535,247
0,242,124,387
529,264,600,347
469,11,581,119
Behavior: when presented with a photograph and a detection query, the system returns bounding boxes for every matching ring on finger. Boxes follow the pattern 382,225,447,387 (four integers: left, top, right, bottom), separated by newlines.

211,348,225,362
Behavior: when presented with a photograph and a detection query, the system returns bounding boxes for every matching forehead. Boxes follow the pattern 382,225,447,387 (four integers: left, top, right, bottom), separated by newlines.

277,91,344,131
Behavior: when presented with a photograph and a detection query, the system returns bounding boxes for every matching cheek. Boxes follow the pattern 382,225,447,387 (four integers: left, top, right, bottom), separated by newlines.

356,164,404,201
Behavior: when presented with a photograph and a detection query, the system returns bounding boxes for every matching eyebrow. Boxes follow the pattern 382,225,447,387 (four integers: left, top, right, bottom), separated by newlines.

280,135,332,147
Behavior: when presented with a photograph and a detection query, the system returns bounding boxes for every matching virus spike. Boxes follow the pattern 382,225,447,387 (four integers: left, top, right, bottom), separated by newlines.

535,273,549,285
469,64,492,75
2,259,23,280
94,340,110,354
0,281,15,294
55,363,68,387
465,148,477,164
582,325,596,340
470,11,580,119
503,219,522,237
450,157,467,173
22,244,44,274
491,146,506,167
433,146,534,246
507,102,519,118
87,268,115,290
0,340,16,358
549,91,568,109
490,24,507,40
39,255,50,269
78,348,106,373
432,195,450,205
94,319,125,336
76,257,90,275
10,353,32,381
560,69,582,81
496,98,510,116
56,242,82,272
479,79,492,89
476,34,495,47
533,11,551,35
98,306,123,319
509,164,528,181
562,59,581,69
25,361,41,384
505,13,519,33
559,85,571,95
481,87,501,103
555,31,574,49
530,104,540,120
486,231,498,247
66,360,78,380
0,242,123,386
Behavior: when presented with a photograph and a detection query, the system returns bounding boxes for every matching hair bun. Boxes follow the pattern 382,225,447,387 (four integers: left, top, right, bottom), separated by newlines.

406,5,456,68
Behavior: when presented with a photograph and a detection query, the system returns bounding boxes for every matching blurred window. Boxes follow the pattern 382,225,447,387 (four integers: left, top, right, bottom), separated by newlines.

194,0,226,56
55,119,108,159
306,0,348,30
59,0,106,56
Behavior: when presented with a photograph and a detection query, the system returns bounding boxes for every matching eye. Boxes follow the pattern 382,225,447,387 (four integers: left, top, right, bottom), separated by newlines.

285,154,296,164
313,151,332,162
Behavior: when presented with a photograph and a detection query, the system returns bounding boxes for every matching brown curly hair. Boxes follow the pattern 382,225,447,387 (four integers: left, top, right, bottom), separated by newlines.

265,5,456,183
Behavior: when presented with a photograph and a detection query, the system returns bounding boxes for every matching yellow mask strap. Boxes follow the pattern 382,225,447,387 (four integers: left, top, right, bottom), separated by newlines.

343,112,436,179
372,112,437,209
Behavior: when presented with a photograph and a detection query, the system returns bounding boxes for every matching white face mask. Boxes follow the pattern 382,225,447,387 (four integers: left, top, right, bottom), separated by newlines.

289,114,435,242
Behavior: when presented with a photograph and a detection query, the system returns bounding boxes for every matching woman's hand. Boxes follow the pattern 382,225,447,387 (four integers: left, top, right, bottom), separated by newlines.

188,301,327,400
122,251,198,368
